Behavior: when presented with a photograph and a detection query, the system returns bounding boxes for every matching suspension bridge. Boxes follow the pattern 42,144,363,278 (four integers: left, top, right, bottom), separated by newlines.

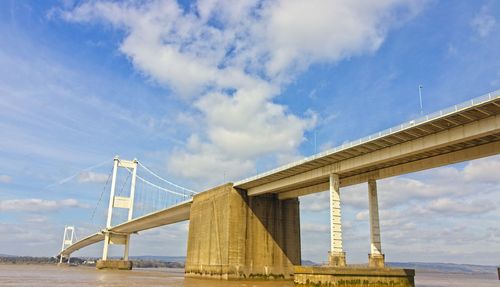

57,90,500,286
58,157,196,268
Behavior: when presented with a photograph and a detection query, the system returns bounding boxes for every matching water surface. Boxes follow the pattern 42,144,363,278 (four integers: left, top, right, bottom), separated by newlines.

0,264,497,287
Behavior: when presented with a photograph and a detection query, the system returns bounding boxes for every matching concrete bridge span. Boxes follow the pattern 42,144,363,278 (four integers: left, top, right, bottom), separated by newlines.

235,93,500,198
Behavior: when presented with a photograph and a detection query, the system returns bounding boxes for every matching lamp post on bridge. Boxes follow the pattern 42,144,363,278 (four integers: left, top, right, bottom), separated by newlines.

419,85,424,115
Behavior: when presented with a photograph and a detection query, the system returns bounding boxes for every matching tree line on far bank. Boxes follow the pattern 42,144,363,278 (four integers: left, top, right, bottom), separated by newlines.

0,256,184,268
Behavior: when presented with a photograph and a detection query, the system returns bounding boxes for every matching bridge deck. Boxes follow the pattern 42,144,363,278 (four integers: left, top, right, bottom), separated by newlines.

235,90,500,197
60,200,191,256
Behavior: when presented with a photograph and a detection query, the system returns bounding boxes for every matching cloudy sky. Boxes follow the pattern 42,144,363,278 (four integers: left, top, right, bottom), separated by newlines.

0,0,499,265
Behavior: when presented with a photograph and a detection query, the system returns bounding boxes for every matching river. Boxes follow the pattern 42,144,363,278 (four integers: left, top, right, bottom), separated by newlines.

0,264,497,287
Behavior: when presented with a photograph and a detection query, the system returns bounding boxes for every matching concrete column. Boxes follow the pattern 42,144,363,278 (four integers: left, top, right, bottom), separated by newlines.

329,173,346,267
368,179,385,268
67,229,74,265
102,233,110,261
123,234,130,261
123,160,136,262
60,227,67,264
106,157,119,228
127,160,138,221
102,157,117,262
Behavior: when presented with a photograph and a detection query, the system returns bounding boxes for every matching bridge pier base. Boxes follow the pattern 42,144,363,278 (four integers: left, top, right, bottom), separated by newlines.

328,251,346,267
96,259,133,270
185,183,301,280
294,266,415,287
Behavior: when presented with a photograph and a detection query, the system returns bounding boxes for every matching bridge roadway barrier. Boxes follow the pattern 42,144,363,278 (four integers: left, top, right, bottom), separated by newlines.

185,183,301,280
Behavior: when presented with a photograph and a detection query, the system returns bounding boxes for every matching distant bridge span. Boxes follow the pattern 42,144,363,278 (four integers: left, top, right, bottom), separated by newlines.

60,90,499,280
60,200,192,257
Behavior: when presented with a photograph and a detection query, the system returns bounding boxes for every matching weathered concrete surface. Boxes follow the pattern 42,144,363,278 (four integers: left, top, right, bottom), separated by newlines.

185,183,301,280
328,252,346,267
368,254,385,268
294,266,415,287
96,260,133,270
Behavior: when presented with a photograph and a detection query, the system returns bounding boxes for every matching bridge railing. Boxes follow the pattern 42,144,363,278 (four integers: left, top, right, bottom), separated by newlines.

351,90,499,150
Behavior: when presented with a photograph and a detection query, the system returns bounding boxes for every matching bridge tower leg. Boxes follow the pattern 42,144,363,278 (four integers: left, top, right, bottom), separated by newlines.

98,156,137,270
59,226,75,265
328,173,346,267
102,157,119,262
368,179,385,268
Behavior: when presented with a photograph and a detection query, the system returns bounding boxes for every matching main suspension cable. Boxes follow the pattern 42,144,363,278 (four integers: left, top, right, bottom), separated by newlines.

90,165,113,225
124,167,188,198
137,161,197,194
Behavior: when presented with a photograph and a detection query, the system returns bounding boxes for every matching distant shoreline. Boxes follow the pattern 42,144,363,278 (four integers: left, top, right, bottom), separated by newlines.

0,256,184,269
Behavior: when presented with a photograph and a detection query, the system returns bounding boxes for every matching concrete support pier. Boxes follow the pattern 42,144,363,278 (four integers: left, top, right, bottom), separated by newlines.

96,259,133,270
294,178,414,286
294,266,415,287
328,174,346,267
368,179,385,268
185,183,301,280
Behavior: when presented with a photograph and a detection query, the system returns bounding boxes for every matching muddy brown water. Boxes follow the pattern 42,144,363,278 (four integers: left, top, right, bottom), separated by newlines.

0,264,497,287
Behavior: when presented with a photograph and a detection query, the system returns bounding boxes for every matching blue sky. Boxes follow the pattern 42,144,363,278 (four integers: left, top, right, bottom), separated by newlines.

0,0,499,265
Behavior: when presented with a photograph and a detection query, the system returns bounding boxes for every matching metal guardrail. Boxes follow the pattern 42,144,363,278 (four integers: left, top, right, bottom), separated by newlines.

235,89,500,185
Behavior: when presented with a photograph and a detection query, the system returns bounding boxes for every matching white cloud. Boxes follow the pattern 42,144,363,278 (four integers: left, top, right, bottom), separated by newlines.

77,171,109,183
463,156,500,182
0,198,87,212
167,143,255,185
423,198,496,215
0,222,62,254
24,215,49,223
301,191,330,212
471,6,496,37
355,210,368,220
260,0,412,79
169,87,317,184
0,175,12,184
302,222,329,233
59,0,424,188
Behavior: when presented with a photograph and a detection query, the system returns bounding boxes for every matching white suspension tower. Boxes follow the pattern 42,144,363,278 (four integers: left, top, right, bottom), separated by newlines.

101,156,138,262
60,226,75,264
